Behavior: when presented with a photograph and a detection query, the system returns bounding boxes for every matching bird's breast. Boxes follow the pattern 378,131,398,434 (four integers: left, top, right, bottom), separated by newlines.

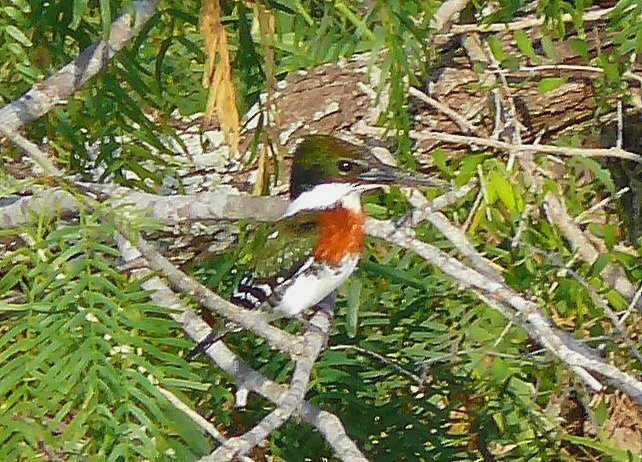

275,254,360,316
313,207,365,266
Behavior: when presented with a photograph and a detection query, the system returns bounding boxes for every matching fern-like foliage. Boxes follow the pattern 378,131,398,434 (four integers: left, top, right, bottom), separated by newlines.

0,206,211,460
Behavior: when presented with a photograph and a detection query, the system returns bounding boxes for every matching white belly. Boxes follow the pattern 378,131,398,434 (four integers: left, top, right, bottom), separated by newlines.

275,255,359,316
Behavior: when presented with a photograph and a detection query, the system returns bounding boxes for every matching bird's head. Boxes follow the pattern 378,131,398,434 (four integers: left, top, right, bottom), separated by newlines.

284,135,446,218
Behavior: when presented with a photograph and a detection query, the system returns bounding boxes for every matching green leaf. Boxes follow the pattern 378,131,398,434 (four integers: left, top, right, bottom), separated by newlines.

70,0,88,30
573,156,616,194
541,36,559,62
570,38,590,62
538,77,567,93
514,30,541,63
345,279,362,338
486,35,507,62
99,0,111,39
432,148,454,177
589,253,611,277
489,171,517,211
562,435,642,461
457,153,488,184
5,25,32,47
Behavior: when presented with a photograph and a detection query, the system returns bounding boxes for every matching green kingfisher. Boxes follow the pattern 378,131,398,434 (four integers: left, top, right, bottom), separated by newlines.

189,135,446,358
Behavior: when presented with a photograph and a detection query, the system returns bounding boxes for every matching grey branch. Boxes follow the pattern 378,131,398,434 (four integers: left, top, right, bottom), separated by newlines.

0,186,286,230
202,311,333,461
364,217,642,404
0,0,159,132
430,0,471,33
130,233,303,357
115,233,368,462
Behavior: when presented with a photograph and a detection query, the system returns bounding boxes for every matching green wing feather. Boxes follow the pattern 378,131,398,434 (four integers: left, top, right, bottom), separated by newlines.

243,213,319,280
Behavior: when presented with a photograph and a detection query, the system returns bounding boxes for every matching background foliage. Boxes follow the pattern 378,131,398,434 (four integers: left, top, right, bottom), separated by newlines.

2,0,642,460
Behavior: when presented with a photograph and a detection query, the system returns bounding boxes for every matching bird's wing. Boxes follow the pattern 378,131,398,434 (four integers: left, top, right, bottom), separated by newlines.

231,213,319,309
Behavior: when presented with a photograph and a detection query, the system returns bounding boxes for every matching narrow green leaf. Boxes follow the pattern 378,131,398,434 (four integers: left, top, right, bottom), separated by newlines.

570,38,590,62
486,35,507,62
346,279,362,338
432,148,454,177
514,30,541,63
70,0,88,30
489,171,517,211
5,25,32,47
538,77,567,93
541,36,559,62
573,156,615,194
562,434,642,461
99,0,111,39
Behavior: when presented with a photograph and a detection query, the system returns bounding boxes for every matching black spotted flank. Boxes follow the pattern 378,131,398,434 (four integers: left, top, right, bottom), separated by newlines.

231,257,311,310
231,276,272,309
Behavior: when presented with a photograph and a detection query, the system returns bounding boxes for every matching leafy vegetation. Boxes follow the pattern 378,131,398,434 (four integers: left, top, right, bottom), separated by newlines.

2,0,642,461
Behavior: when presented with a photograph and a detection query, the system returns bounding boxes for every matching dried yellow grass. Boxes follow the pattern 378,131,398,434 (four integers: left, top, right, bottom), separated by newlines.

200,0,240,154
252,4,277,195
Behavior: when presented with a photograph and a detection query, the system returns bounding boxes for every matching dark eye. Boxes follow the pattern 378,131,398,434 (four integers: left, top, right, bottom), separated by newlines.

337,160,353,173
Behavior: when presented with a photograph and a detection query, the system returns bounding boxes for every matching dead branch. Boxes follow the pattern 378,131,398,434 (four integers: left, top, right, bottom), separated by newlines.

115,233,369,462
364,217,642,403
410,130,642,164
0,186,286,230
128,232,303,357
201,310,333,461
0,0,159,132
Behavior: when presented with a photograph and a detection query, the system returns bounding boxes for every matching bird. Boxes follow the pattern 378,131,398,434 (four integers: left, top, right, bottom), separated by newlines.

187,134,446,359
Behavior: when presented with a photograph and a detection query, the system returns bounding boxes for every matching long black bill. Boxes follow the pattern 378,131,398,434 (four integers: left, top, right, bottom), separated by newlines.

357,164,450,189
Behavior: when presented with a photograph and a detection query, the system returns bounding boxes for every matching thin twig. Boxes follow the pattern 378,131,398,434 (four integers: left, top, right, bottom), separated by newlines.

409,87,477,133
156,386,256,462
430,0,471,32
497,65,642,86
331,344,424,386
620,283,642,324
447,7,613,34
574,187,630,224
410,130,642,163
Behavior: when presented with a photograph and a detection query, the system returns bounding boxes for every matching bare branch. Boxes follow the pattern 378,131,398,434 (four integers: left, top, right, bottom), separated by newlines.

409,87,477,133
410,130,642,164
447,7,613,34
129,232,303,357
0,190,81,229
407,189,501,283
430,0,471,33
498,65,642,87
0,127,63,176
115,233,368,462
202,311,333,461
364,217,642,404
0,186,286,229
0,1,159,131
1,180,478,230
